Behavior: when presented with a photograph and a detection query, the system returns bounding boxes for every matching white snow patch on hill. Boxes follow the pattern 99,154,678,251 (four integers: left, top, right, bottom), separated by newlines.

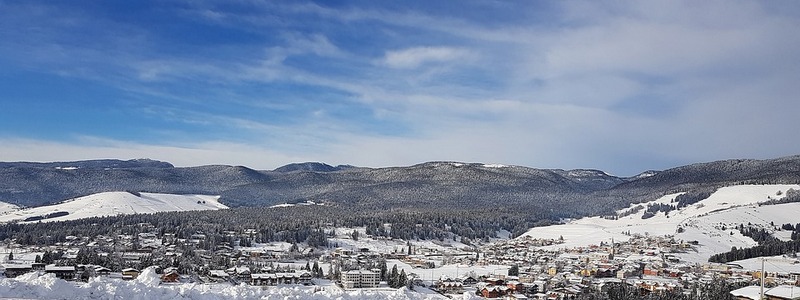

676,201,800,263
481,164,508,168
269,201,325,209
0,201,20,215
0,192,226,223
520,184,800,263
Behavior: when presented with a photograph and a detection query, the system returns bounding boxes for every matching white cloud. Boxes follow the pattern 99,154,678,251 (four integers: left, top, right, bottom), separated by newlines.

3,1,800,176
383,46,472,69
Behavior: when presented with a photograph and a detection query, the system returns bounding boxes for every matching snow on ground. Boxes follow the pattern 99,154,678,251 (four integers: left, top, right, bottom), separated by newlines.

0,192,227,224
239,242,294,254
675,201,800,263
0,246,43,265
387,259,509,283
0,201,19,215
327,227,475,255
0,266,447,300
521,185,800,263
481,164,508,168
269,201,325,209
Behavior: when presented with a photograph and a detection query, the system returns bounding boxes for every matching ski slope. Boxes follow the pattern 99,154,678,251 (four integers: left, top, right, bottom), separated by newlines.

0,192,227,223
520,185,800,263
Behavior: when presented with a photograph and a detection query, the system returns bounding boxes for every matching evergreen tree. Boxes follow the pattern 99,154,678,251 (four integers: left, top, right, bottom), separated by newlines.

398,269,407,289
380,260,388,281
312,261,321,278
390,264,399,287
508,265,519,276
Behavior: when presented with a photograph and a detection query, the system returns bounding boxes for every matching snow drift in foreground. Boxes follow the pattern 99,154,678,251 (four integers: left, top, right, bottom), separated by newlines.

0,267,451,300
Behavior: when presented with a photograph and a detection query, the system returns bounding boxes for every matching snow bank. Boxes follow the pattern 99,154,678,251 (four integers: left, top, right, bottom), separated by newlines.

0,266,446,300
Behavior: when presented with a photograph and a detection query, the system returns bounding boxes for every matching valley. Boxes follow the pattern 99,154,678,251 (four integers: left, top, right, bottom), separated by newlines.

0,157,799,299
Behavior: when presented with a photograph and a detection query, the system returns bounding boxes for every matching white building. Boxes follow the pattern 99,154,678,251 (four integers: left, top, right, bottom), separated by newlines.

341,270,380,289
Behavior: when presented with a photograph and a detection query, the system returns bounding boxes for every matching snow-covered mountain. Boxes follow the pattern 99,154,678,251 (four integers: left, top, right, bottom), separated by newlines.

0,192,226,224
519,184,800,263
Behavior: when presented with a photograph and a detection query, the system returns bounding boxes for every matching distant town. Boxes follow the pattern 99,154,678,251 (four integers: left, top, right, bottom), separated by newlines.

3,222,798,299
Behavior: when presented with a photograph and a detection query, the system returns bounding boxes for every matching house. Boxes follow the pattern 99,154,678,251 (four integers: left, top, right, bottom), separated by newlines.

341,270,380,289
94,266,112,276
437,280,464,294
731,285,800,300
484,277,505,286
459,275,479,286
2,264,33,278
234,266,251,280
251,273,278,286
137,245,158,253
506,281,525,293
298,271,313,285
730,285,761,300
208,270,230,282
643,265,660,276
481,285,508,298
530,293,549,300
45,265,76,281
32,263,46,271
250,271,313,286
122,268,140,280
161,267,180,283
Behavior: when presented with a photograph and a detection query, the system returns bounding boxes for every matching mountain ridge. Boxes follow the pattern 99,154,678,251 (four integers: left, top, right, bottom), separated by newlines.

1,156,799,221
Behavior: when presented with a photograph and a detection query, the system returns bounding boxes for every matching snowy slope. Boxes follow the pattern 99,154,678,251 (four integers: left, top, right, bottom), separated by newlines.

520,185,800,263
0,192,227,223
0,201,19,215
677,201,800,263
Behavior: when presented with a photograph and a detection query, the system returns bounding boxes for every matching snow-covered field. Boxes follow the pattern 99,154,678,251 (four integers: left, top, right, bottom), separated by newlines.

0,192,227,223
0,267,454,300
521,185,800,264
326,227,475,255
387,259,509,283
0,201,19,215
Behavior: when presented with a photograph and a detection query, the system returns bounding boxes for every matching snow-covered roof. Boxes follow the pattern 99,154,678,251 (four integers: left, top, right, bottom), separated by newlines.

767,285,800,299
731,285,761,300
208,270,229,277
45,265,75,272
251,273,294,279
343,270,378,275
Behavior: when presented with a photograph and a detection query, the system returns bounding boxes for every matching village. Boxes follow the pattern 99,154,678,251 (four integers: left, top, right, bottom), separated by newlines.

2,222,800,300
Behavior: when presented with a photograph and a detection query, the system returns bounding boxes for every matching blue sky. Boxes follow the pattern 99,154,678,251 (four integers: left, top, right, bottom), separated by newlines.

1,0,800,175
